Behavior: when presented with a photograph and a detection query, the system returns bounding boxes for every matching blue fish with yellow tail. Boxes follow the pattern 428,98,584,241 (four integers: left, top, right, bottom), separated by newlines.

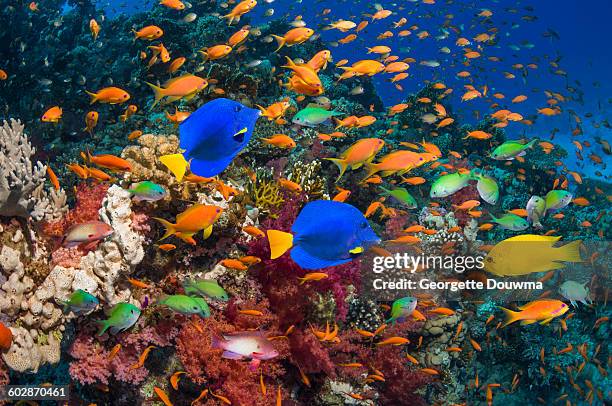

267,200,380,269
168,98,260,177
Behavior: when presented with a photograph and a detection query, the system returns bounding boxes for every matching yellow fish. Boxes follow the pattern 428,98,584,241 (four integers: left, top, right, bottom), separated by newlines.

484,235,581,276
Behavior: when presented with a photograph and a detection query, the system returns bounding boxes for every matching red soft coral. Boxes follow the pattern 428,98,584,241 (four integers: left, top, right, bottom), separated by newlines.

43,182,109,237
175,311,289,406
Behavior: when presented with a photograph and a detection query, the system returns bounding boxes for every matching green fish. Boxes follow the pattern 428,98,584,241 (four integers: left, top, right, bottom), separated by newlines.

157,294,210,318
60,289,99,314
472,171,499,204
380,186,417,209
490,139,537,160
183,279,229,301
292,105,343,127
490,213,529,231
97,303,141,336
430,172,471,198
386,296,417,324
544,190,573,212
127,181,167,202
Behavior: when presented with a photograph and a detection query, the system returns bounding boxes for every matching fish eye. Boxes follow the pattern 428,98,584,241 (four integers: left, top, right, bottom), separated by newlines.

234,105,241,112
360,222,368,229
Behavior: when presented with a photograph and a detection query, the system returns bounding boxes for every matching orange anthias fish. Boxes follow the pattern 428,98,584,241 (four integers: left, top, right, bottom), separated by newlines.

86,87,130,104
133,25,164,41
146,74,208,108
222,0,257,25
89,18,100,40
41,106,62,123
272,27,315,52
84,111,98,134
159,0,185,10
364,150,434,179
325,138,385,181
256,99,291,121
154,204,223,245
298,272,329,284
165,108,190,126
199,44,233,61
261,134,296,149
85,151,132,172
499,299,569,327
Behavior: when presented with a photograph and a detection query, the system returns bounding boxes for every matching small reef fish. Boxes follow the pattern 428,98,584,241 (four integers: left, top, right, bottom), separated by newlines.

212,331,279,371
62,221,114,248
85,87,131,104
559,281,591,306
222,0,257,25
491,139,537,160
526,195,547,228
157,294,210,318
154,204,223,245
272,27,315,52
183,279,229,301
499,299,569,327
97,303,141,336
126,181,167,202
485,235,582,276
267,200,379,269
133,25,164,40
41,106,62,123
387,297,417,324
379,186,417,209
85,151,132,172
325,138,385,181
292,105,343,127
146,74,208,108
544,190,573,212
430,172,471,198
488,213,529,231
59,289,99,314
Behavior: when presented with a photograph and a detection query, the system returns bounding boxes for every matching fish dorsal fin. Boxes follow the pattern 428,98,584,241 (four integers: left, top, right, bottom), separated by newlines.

163,73,193,88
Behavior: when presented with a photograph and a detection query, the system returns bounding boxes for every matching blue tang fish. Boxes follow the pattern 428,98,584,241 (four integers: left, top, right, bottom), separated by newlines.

267,200,380,269
179,98,260,177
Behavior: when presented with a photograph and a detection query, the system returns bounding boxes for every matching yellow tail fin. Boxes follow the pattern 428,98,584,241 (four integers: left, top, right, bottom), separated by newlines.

324,158,349,182
267,230,293,259
556,240,582,263
362,162,380,181
271,35,286,53
499,306,520,328
145,81,165,109
85,90,98,105
153,217,176,240
159,153,188,182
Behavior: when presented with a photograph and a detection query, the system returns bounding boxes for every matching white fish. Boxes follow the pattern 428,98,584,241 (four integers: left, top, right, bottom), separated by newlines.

421,113,438,124
182,13,197,23
559,281,591,307
350,86,364,95
420,60,440,67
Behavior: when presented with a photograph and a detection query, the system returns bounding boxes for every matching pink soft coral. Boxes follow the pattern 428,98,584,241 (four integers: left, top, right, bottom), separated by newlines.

68,333,112,385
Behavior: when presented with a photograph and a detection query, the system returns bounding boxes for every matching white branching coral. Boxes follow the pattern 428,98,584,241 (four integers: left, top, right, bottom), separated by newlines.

0,119,67,220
